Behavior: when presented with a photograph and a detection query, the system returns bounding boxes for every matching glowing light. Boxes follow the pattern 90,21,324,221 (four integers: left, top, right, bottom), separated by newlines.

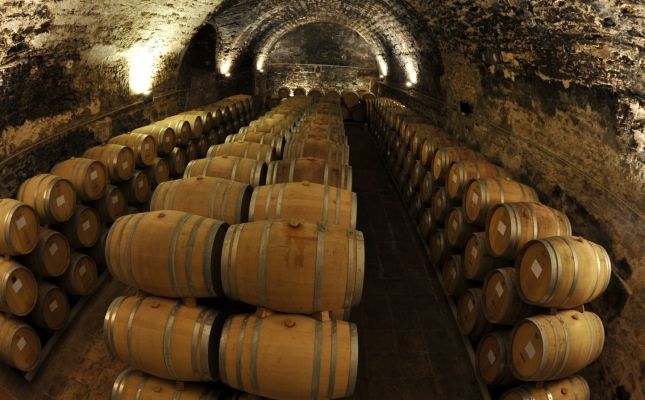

376,55,388,77
220,60,232,75
127,43,156,95
404,58,418,85
406,81,413,88
256,55,267,72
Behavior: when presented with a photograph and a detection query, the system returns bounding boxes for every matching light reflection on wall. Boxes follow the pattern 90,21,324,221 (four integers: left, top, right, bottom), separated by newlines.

127,43,157,94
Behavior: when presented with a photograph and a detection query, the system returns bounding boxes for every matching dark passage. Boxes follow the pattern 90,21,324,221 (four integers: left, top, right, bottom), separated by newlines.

346,122,484,399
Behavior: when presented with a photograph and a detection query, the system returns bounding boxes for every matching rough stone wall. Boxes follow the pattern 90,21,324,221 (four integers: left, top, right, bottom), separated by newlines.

379,2,644,397
263,23,378,95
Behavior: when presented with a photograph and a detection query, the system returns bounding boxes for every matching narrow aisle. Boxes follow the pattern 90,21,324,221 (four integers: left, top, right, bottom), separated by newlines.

346,123,484,399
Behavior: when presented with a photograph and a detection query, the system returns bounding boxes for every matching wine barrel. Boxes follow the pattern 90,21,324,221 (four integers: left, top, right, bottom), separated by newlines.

401,151,415,177
419,171,434,204
284,139,349,165
0,199,40,256
119,170,152,205
0,259,37,316
0,314,41,371
486,202,572,259
185,140,199,162
409,193,424,220
131,124,176,156
86,226,109,267
168,147,187,177
111,368,258,400
226,132,286,158
483,268,536,326
500,376,590,400
19,228,70,277
28,282,69,330
445,207,477,249
106,211,228,297
409,160,426,189
108,133,157,167
250,182,357,229
457,288,488,338
401,181,414,202
446,160,508,201
291,129,346,144
463,232,500,281
420,137,455,168
221,220,364,313
83,145,136,183
510,310,604,381
476,331,515,386
53,205,101,248
464,178,539,226
104,295,225,381
54,252,98,296
429,229,448,265
185,110,214,133
410,127,447,158
144,157,170,188
51,158,108,201
220,313,358,399
431,187,450,222
207,143,275,164
17,174,77,224
432,147,482,184
441,255,473,298
184,156,266,187
267,158,352,190
163,114,203,139
418,209,435,241
150,177,251,225
159,119,190,145
195,136,210,158
89,185,127,224
518,236,611,309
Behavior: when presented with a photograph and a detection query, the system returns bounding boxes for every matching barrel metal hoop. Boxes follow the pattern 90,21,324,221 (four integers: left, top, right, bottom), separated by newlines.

104,296,126,358
551,314,571,379
541,240,560,305
122,214,144,287
322,184,330,224
531,317,549,380
203,221,224,297
258,221,273,307
163,302,181,379
134,374,149,400
249,317,263,394
350,193,358,229
582,311,596,368
200,311,217,380
111,368,131,400
346,323,359,397
235,315,251,390
323,163,329,187
168,214,192,296
185,217,206,297
220,182,232,222
314,224,326,312
248,188,258,222
327,320,338,398
218,316,233,384
311,320,323,400
167,178,182,209
343,230,356,310
1,202,17,254
208,181,223,219
561,237,580,307
228,224,243,299
276,183,286,218
126,296,146,370
231,158,241,181
334,186,342,225
264,184,275,219
192,308,210,380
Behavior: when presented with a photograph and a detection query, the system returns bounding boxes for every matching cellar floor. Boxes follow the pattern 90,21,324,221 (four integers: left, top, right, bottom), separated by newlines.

345,122,484,399
0,122,484,400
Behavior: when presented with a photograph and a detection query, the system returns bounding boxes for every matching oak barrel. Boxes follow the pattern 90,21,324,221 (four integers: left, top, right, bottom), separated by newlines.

221,220,364,313
54,252,98,295
0,199,40,255
83,145,136,183
17,174,77,224
207,142,275,164
226,132,286,158
219,313,358,399
464,178,539,226
0,259,38,316
106,211,228,297
19,228,70,277
446,160,508,201
429,229,448,265
144,157,170,188
163,114,203,138
430,187,450,222
518,236,611,309
108,133,157,167
89,185,127,223
159,118,190,145
500,375,590,400
51,157,108,201
104,295,225,381
267,158,352,190
419,171,434,204
483,268,536,326
510,310,604,381
184,156,267,187
441,255,472,298
168,147,187,177
249,182,357,229
419,137,456,169
409,160,426,189
445,207,477,249
27,281,69,330
131,124,176,156
150,177,251,225
457,288,488,338
463,232,500,281
53,205,101,248
284,139,349,165
476,331,515,386
0,314,41,371
119,170,152,205
486,202,572,259
86,226,109,267
418,209,435,241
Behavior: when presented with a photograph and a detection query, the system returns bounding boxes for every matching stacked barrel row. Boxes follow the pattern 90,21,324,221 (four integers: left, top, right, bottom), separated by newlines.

0,95,254,379
366,97,611,400
270,87,375,123
104,94,363,399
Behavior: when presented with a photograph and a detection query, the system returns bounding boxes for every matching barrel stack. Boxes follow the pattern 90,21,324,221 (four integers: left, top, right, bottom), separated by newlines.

105,93,363,399
365,96,611,399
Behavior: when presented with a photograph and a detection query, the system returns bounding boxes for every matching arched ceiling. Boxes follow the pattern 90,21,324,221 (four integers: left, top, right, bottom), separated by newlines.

210,0,425,83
